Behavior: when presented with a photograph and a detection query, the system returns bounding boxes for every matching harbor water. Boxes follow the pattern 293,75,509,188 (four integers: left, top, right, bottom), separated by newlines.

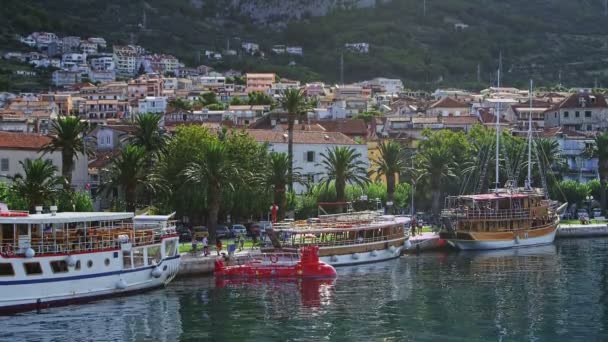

2,238,608,341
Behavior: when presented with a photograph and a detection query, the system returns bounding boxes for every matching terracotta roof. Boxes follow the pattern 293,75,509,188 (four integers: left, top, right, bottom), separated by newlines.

479,108,510,124
429,97,469,109
556,93,608,109
316,119,367,135
0,132,51,150
441,116,480,125
245,129,359,145
88,151,118,169
412,117,440,124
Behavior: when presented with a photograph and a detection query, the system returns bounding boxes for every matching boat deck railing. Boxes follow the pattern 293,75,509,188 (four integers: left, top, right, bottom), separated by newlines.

284,234,403,248
442,208,532,220
0,224,177,256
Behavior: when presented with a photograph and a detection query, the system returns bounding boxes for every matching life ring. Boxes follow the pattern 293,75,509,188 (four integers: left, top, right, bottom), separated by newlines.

269,255,279,264
4,244,13,256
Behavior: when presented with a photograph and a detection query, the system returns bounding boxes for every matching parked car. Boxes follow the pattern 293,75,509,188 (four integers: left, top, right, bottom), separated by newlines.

592,208,602,219
216,225,230,239
177,227,192,243
230,224,247,238
191,226,208,241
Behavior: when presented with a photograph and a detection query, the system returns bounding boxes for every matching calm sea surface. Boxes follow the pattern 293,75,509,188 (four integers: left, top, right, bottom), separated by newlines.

2,238,608,341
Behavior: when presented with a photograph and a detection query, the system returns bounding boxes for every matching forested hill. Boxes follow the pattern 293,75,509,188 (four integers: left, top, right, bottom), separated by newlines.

3,0,608,89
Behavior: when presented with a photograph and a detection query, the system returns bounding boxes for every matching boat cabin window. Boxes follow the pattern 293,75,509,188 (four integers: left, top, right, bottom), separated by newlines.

75,260,81,270
147,246,161,265
0,263,14,276
164,239,177,257
50,260,69,273
1,224,14,243
123,251,132,269
133,248,145,267
24,262,43,275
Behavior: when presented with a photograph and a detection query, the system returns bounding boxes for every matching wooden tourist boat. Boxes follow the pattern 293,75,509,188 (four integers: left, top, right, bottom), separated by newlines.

440,190,564,250
439,79,566,250
0,208,180,313
266,211,408,266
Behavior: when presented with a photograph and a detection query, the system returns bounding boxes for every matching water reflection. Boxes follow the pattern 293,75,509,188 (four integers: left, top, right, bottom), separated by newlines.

3,240,608,341
0,291,182,342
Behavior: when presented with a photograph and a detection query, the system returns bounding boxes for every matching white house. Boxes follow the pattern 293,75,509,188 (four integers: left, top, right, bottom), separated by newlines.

61,53,87,68
246,130,368,193
90,56,115,71
286,46,303,55
345,43,369,53
241,42,260,54
137,96,167,115
0,132,89,190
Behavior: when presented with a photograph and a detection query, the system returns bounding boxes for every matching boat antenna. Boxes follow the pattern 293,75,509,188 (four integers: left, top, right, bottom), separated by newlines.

494,52,502,193
526,79,533,190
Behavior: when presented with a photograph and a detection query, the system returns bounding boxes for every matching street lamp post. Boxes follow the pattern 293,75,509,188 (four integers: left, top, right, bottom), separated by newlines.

586,195,594,219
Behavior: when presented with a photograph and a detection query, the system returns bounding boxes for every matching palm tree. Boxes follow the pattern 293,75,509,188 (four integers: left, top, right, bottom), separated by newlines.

129,113,167,159
417,145,457,215
10,159,62,212
319,146,369,203
182,141,240,241
585,132,608,215
101,145,147,212
42,116,89,189
374,141,407,213
265,152,301,221
278,88,307,192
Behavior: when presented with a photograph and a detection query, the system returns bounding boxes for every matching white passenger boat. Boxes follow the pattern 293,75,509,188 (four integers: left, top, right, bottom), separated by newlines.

267,211,408,266
0,208,180,313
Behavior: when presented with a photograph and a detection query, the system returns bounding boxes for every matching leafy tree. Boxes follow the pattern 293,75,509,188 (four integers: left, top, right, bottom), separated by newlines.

319,146,369,203
374,140,407,213
206,103,227,111
230,97,246,106
278,88,308,192
416,142,457,215
168,98,192,111
129,113,167,160
248,91,274,106
42,116,89,190
58,190,94,212
10,159,62,211
584,132,608,215
355,110,382,124
101,145,147,212
199,92,218,106
554,180,589,208
182,140,241,241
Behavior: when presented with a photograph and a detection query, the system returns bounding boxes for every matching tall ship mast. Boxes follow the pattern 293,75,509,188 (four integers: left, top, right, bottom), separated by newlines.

439,77,566,250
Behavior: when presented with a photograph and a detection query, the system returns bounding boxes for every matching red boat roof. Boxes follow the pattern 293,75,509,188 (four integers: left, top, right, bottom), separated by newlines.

460,193,532,201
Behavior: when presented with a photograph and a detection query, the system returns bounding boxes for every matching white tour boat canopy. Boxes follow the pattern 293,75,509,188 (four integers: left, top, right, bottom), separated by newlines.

0,212,134,224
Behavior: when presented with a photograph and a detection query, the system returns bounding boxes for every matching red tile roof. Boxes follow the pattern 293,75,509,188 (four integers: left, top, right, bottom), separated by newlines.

316,119,367,135
0,132,51,150
441,116,480,125
245,129,359,145
429,97,469,109
556,93,608,109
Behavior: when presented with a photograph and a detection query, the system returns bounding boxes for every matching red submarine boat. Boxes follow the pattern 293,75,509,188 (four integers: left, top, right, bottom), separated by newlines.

214,246,337,278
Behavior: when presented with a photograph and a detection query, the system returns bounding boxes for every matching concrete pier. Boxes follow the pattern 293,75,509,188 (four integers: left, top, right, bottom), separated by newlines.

178,250,260,277
557,224,608,238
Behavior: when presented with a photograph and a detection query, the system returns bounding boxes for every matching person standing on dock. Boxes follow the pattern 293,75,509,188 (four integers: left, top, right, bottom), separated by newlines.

216,239,223,256
202,236,209,256
411,217,417,237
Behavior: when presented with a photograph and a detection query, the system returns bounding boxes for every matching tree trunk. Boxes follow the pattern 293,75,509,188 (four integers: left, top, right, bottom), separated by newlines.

125,184,137,212
336,179,346,212
62,150,73,191
431,188,441,217
207,185,222,243
387,173,395,214
601,175,607,216
274,184,286,221
287,113,295,192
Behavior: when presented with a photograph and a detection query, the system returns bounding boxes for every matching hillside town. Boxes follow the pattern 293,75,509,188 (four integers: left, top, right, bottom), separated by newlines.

0,31,602,214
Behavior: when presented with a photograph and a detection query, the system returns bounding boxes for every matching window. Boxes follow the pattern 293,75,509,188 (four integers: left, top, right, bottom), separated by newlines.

563,111,569,118
123,251,132,269
50,260,68,273
1,158,8,172
0,263,14,276
104,258,110,266
575,111,580,118
585,111,592,118
147,246,161,265
306,151,315,163
164,239,177,257
24,262,43,275
87,260,93,268
587,125,593,131
307,173,315,184
133,248,145,267
75,260,81,270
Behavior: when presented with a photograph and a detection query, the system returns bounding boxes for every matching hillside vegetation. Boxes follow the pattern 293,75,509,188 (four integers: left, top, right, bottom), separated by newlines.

2,0,608,89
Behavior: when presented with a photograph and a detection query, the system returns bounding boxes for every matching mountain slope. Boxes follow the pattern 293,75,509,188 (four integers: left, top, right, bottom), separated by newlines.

2,0,608,89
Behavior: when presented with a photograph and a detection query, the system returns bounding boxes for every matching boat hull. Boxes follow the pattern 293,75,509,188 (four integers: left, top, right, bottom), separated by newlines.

0,253,180,314
319,238,405,266
446,225,558,250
